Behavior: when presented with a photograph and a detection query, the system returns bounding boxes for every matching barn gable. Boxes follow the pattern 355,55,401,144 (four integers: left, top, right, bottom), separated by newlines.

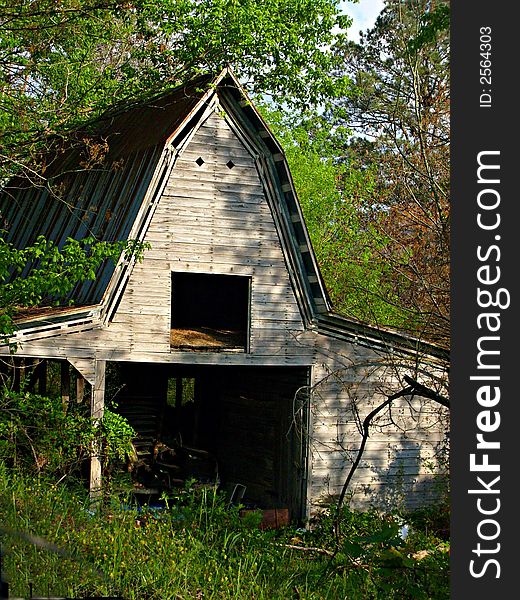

2,69,333,349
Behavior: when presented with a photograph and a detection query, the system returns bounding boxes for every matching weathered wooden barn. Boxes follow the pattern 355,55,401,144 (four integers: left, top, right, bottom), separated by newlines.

0,69,449,520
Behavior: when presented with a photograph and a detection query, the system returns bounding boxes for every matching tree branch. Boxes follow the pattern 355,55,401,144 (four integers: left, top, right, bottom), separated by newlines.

334,374,450,541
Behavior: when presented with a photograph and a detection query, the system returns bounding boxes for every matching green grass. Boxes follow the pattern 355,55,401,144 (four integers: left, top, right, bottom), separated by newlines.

0,468,449,599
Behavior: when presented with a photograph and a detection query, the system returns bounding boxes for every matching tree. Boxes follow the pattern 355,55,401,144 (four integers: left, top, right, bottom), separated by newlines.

265,108,408,329
0,236,146,341
0,0,351,183
326,0,450,345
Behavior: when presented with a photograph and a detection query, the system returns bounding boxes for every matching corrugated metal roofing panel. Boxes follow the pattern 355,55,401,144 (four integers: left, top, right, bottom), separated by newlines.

0,76,215,308
1,145,164,306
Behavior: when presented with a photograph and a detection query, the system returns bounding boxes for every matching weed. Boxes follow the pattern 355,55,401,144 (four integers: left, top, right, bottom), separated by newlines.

1,467,450,599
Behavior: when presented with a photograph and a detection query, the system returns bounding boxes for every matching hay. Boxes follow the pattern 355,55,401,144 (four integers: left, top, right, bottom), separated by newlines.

170,327,244,350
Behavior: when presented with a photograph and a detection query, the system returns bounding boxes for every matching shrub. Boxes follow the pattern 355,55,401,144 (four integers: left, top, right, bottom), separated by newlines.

0,389,135,482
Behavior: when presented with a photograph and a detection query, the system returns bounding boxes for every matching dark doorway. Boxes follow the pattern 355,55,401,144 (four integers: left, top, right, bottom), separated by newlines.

113,363,310,522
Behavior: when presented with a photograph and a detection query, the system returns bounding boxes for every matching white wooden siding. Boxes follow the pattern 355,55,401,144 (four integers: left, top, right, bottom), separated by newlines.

308,333,449,511
135,109,308,356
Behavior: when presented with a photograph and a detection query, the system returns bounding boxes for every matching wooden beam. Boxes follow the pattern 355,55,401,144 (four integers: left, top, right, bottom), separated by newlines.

12,358,21,392
38,360,47,396
76,375,85,404
61,361,70,412
90,359,106,502
68,357,96,386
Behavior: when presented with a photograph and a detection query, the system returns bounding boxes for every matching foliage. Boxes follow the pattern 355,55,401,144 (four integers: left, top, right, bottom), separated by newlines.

309,504,450,599
0,388,135,481
0,234,148,340
326,0,450,344
0,471,450,599
0,0,352,183
260,0,450,343
264,108,412,330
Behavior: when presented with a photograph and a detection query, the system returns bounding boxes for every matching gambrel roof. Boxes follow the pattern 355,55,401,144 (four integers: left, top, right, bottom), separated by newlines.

0,68,448,361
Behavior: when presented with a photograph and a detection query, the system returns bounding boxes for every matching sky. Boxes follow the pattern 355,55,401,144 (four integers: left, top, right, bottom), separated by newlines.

340,0,385,41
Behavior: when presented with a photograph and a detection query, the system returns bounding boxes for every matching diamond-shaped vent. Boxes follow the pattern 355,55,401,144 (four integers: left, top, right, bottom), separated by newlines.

226,160,235,169
195,157,205,166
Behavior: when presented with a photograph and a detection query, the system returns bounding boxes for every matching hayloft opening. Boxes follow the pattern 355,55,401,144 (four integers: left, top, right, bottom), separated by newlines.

170,272,250,351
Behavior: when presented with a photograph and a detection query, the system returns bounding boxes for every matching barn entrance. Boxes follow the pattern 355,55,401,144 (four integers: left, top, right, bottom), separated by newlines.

111,363,310,522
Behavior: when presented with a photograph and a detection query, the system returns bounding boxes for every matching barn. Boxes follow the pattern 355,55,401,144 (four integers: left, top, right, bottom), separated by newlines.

0,68,449,521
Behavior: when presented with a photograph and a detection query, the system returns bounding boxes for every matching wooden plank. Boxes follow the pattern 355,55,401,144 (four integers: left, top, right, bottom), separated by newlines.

160,189,266,204
106,325,171,338
251,279,304,291
68,357,96,385
90,349,315,366
250,329,313,342
251,309,303,320
147,241,265,255
148,228,280,246
148,219,280,237
252,298,301,310
110,305,170,316
110,314,169,327
124,273,170,286
169,166,263,186
188,125,245,141
122,286,170,298
251,317,304,328
311,464,436,477
9,321,102,346
161,191,265,209
146,230,280,245
166,182,265,199
61,361,70,410
76,374,86,404
149,211,277,230
90,359,105,500
164,261,283,275
0,344,97,359
180,148,256,166
174,161,258,176
145,249,287,266
185,136,247,154
148,224,277,240
252,292,300,304
181,151,254,168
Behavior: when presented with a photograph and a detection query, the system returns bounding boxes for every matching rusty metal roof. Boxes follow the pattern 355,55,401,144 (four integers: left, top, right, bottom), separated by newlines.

0,75,214,308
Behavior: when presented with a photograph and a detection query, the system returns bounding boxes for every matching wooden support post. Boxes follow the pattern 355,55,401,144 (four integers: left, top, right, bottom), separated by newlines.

19,358,26,390
61,361,70,412
90,360,106,502
76,374,85,403
26,359,39,392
